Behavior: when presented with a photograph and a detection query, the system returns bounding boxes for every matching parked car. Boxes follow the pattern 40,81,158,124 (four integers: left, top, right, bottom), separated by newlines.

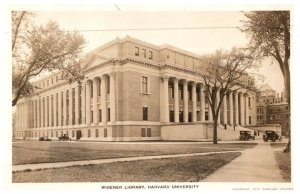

263,130,280,142
239,130,255,141
58,134,70,141
39,136,51,141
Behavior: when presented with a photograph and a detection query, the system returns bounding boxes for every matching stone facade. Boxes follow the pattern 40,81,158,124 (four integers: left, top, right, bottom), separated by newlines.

14,36,257,141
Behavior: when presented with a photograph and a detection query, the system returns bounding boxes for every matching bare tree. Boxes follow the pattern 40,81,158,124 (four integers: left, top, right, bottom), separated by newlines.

12,11,86,106
241,11,290,152
202,48,256,144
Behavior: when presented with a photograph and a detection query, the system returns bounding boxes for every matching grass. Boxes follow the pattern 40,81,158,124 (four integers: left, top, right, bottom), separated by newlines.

12,152,241,182
274,151,291,182
12,141,256,165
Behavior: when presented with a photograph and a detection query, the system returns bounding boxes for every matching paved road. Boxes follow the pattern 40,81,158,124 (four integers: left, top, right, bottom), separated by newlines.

204,142,284,182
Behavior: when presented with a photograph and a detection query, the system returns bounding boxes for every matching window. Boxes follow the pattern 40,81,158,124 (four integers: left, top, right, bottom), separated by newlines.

56,131,58,137
170,110,174,122
99,109,102,122
56,75,58,82
142,49,146,58
141,128,146,137
141,76,149,94
91,110,93,123
95,129,99,137
51,78,53,84
169,85,174,98
143,107,148,121
134,47,139,56
51,131,53,137
107,108,110,121
47,80,49,86
88,129,91,137
148,51,153,60
104,128,107,137
147,128,151,137
179,111,184,122
72,130,75,137
286,106,289,110
188,112,192,122
248,97,251,107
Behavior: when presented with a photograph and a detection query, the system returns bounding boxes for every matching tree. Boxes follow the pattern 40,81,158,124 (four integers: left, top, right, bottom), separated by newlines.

12,11,86,106
241,11,290,152
202,48,256,144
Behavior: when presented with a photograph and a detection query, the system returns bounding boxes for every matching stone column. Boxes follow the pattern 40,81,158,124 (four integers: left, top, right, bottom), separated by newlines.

110,73,116,122
223,93,227,125
183,80,188,122
33,100,36,128
245,94,249,125
192,82,197,122
37,99,40,128
200,84,205,121
49,95,53,127
86,81,91,125
53,93,57,126
240,93,245,126
81,82,86,124
101,76,107,123
69,87,73,125
229,92,234,125
58,92,62,126
63,90,67,126
24,102,28,130
174,78,179,122
161,76,169,122
75,86,79,125
93,78,99,124
235,92,239,126
41,98,44,128
45,97,48,128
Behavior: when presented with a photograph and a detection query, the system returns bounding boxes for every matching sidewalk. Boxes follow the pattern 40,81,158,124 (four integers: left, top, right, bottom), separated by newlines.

13,150,241,172
204,143,284,182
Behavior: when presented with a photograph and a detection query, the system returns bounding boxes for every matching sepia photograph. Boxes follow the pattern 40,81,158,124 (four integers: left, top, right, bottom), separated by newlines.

2,1,297,193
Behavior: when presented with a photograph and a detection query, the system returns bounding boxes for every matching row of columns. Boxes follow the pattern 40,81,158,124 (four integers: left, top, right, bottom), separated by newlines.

23,73,116,130
161,76,251,126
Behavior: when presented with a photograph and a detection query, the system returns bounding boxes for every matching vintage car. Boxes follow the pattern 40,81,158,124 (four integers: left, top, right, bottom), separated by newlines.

58,134,70,141
39,136,51,141
263,130,280,142
239,130,255,141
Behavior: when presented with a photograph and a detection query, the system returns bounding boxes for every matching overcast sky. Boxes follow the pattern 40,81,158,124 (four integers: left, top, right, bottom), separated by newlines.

33,9,284,93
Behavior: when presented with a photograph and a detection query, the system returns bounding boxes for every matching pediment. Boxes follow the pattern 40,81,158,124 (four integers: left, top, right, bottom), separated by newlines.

81,53,111,69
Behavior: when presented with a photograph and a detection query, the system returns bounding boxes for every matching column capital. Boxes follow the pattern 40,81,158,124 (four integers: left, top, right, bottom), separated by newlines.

160,75,169,82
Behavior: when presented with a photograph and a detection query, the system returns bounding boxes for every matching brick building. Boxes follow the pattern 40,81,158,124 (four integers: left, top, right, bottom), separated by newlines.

256,84,290,136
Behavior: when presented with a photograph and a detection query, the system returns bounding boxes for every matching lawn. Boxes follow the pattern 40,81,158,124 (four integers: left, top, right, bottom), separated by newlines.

12,152,241,182
13,141,256,165
274,151,291,182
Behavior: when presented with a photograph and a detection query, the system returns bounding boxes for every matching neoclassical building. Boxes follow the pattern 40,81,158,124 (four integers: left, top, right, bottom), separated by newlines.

15,36,257,141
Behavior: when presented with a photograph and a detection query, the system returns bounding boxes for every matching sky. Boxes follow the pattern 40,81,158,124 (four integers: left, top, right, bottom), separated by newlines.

32,9,285,93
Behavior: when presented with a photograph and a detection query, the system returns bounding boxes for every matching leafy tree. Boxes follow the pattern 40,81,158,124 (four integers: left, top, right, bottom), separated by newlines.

12,11,86,106
203,48,256,144
241,11,290,152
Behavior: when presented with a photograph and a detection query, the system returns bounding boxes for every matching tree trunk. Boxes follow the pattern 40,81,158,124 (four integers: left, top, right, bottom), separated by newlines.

283,66,291,153
213,119,218,144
